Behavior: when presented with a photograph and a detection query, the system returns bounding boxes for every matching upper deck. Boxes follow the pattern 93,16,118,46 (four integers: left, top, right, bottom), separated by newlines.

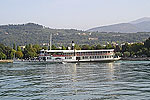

40,49,114,57
40,49,114,53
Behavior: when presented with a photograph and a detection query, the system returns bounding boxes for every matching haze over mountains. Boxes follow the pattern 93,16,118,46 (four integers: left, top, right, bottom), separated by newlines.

88,17,150,33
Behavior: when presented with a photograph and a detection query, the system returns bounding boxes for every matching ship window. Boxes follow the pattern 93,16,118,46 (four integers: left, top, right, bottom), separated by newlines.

97,52,99,55
65,57,70,59
58,53,61,55
47,57,51,59
41,51,44,53
85,56,88,59
55,58,61,60
68,57,71,59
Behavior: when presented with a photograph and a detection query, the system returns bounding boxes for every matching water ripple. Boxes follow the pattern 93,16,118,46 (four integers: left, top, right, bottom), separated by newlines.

0,61,150,99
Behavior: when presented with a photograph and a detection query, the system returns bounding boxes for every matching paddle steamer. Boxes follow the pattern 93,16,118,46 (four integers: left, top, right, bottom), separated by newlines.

38,42,120,63
13,34,120,63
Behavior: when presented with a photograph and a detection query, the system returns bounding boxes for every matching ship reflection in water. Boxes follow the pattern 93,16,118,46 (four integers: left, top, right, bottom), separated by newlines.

0,61,150,100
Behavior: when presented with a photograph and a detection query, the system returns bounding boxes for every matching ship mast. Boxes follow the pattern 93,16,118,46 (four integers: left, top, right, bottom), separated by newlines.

49,34,52,50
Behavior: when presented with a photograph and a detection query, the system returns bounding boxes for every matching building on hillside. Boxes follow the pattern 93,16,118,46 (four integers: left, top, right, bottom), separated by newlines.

88,38,98,40
20,46,25,50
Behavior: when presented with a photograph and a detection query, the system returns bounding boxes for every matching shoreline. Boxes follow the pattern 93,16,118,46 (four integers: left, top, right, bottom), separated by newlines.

121,57,150,61
0,60,13,63
0,58,150,63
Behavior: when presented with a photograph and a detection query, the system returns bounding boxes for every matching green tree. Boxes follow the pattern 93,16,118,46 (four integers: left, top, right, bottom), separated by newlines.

10,49,16,59
52,45,57,50
90,45,95,50
42,46,48,50
144,37,150,48
130,43,144,53
105,43,113,49
15,51,24,58
17,46,21,51
13,43,16,50
33,44,42,53
123,52,130,57
115,52,122,57
95,44,103,50
4,46,12,59
26,51,37,58
115,45,121,52
23,44,37,58
81,45,91,50
74,44,81,50
141,48,148,56
122,43,131,52
0,52,6,60
62,45,66,50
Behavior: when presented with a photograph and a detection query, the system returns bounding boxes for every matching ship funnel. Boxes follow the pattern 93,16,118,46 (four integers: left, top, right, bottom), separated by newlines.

72,41,75,50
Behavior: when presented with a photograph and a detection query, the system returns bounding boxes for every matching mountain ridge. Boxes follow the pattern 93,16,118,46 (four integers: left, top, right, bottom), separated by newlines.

87,17,150,33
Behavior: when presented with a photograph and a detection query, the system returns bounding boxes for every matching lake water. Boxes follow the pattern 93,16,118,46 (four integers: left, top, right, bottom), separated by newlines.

0,61,150,100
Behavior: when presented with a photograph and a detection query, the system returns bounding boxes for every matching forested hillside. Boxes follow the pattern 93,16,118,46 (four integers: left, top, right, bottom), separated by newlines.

0,23,150,47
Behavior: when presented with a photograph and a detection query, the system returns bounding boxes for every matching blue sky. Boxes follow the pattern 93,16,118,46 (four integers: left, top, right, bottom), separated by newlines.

0,0,150,30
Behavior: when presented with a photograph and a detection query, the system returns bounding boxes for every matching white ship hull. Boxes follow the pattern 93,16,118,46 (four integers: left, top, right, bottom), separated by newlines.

13,57,120,64
13,49,121,64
